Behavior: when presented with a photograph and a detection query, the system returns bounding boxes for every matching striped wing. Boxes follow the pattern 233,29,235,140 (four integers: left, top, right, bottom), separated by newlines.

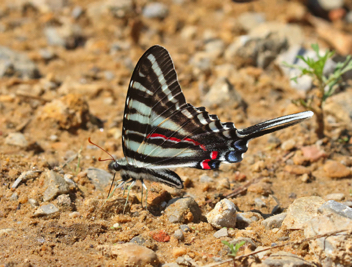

122,45,313,170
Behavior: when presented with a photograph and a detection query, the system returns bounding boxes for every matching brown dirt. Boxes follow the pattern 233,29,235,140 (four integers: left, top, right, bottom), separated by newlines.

0,0,351,266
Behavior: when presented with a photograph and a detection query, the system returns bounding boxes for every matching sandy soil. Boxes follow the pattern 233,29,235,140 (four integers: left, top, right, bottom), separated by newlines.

0,0,351,266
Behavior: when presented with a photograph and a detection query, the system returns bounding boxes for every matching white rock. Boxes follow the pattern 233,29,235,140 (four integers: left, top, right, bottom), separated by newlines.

206,199,237,229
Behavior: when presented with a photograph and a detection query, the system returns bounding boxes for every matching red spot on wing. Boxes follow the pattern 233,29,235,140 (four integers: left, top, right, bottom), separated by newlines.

147,133,206,151
211,151,218,159
201,159,211,170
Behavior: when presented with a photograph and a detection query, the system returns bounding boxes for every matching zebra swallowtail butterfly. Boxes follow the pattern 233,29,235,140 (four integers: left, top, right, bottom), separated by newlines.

107,45,313,192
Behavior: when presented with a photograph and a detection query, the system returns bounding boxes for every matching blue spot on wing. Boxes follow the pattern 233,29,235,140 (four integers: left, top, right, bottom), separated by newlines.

226,151,242,163
233,140,248,152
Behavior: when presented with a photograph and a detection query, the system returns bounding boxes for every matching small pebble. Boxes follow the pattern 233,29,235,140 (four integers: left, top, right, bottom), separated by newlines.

113,223,120,228
174,229,184,241
180,225,190,232
261,213,287,230
325,193,345,201
142,3,168,19
10,193,18,201
213,228,228,238
49,134,59,141
173,247,187,257
57,194,72,206
200,175,213,183
69,211,80,218
33,204,59,217
254,198,266,208
251,161,265,172
5,132,28,148
324,160,351,178
300,173,310,183
281,139,296,151
206,199,237,229
130,236,146,245
28,198,39,207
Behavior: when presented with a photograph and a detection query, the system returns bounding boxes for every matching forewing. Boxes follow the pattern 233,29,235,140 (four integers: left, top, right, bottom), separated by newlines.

123,45,245,169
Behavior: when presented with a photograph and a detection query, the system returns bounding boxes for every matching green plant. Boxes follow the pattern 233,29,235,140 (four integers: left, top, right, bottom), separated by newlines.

221,240,246,258
283,44,352,139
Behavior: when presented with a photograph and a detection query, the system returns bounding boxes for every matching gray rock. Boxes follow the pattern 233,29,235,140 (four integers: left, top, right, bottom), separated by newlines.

342,201,352,208
261,213,287,230
43,170,70,202
304,200,352,266
304,201,352,266
143,2,168,19
325,193,345,201
87,167,113,191
0,46,40,78
164,197,201,223
206,199,237,229
213,227,228,238
130,235,146,245
202,77,245,109
263,251,315,267
180,225,190,232
174,229,184,241
44,23,83,49
254,198,266,208
199,175,213,183
318,200,352,220
282,196,325,230
33,204,59,217
5,133,28,148
236,212,262,229
238,12,266,32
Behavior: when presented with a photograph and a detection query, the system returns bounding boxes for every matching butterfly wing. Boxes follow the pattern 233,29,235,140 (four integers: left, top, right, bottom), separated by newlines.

122,45,313,170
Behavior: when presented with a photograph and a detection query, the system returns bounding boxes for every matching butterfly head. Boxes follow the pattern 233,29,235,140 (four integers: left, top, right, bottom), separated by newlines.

108,158,128,172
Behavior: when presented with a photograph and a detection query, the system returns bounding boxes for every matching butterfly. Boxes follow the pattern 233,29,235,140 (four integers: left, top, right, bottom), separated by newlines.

102,45,312,206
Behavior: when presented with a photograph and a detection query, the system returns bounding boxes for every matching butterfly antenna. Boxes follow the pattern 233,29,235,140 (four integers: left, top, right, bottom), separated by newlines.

88,137,121,200
88,137,116,162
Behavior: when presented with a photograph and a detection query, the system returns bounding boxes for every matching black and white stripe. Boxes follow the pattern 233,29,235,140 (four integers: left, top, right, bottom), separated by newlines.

109,45,313,190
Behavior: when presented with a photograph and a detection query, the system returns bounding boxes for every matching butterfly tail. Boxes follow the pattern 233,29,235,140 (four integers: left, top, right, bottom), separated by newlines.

236,111,313,140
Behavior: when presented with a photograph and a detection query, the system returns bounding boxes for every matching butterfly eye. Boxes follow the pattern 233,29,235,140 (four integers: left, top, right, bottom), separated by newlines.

111,162,121,171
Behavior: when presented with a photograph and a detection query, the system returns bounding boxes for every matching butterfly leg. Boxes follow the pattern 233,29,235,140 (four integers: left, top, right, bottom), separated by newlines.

107,179,123,199
123,180,136,214
141,179,148,210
